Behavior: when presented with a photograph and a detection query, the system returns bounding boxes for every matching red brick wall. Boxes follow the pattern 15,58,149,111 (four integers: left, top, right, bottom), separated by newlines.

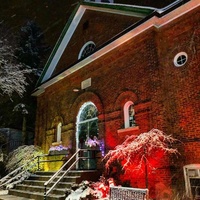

156,6,200,158
35,4,200,195
154,6,200,191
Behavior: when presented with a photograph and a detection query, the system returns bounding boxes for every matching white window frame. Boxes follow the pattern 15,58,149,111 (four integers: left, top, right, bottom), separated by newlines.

124,101,135,128
78,41,96,60
76,101,98,169
183,164,200,199
173,52,188,67
56,122,62,142
76,102,98,148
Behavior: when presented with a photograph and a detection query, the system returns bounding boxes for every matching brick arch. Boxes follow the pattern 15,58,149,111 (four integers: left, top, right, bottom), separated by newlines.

70,91,104,121
70,92,105,143
114,91,138,110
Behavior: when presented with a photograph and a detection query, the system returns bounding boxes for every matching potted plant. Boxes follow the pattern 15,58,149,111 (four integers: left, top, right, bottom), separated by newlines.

85,136,100,149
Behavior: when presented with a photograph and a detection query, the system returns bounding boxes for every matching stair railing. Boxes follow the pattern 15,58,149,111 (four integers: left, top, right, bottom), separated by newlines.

44,148,89,200
0,155,39,189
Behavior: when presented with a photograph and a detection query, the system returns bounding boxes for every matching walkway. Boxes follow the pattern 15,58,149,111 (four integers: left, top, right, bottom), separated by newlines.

0,190,33,200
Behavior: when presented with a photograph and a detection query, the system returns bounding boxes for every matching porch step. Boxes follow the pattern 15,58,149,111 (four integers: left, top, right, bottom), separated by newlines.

6,170,101,200
9,189,65,200
0,194,34,200
22,180,72,188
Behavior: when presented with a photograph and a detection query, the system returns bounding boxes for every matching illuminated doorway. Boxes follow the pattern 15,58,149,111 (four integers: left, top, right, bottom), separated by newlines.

76,102,99,169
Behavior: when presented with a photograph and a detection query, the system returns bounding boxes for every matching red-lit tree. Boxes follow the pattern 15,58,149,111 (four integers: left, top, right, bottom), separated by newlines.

104,129,179,188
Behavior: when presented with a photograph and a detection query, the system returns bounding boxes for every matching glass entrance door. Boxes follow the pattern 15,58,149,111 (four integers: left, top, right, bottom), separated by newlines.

76,102,99,169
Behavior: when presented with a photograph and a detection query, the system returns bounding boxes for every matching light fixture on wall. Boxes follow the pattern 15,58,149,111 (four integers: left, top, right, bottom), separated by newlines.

73,88,80,92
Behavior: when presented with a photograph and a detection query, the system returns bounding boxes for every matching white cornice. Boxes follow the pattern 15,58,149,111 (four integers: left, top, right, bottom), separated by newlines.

82,4,150,17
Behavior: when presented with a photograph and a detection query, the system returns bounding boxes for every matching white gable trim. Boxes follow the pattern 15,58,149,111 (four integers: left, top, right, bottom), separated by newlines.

83,4,150,17
41,6,86,83
33,0,199,96
41,4,150,84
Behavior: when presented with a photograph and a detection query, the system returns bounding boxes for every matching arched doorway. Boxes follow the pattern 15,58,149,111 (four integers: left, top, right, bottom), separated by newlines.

76,102,99,169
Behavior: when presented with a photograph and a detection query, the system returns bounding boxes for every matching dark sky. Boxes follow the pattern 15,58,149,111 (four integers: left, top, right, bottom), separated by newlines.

0,0,78,47
0,0,175,47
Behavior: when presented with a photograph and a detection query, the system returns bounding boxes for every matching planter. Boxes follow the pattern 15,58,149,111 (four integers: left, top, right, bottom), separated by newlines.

49,149,69,155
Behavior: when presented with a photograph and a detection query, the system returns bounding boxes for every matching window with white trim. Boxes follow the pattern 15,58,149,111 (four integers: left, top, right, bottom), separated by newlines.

124,101,136,128
76,102,99,148
184,164,200,199
56,122,62,142
174,52,188,67
78,41,96,60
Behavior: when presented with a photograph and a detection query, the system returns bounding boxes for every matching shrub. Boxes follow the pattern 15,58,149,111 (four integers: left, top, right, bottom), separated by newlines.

5,145,44,173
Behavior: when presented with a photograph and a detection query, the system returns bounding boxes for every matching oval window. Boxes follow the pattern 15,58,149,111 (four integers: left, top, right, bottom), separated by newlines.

174,52,188,67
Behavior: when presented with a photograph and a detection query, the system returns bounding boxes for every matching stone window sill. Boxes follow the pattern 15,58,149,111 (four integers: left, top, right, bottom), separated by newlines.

52,141,62,146
117,126,139,134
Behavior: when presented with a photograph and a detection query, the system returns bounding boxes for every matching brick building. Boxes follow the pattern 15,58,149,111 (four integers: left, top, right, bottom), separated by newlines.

33,0,200,198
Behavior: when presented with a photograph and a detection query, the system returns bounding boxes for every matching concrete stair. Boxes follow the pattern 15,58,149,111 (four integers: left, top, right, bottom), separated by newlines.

0,194,34,200
2,170,100,200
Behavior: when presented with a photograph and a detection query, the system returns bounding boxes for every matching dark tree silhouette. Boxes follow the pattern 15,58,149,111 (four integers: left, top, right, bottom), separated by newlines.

15,20,50,76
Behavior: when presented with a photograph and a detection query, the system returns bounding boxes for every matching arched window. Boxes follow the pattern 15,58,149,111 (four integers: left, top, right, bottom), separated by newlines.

76,102,99,170
76,102,99,149
78,41,96,60
56,122,62,142
124,101,136,128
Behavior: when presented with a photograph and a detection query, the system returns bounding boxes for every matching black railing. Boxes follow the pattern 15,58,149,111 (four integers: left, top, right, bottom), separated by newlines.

36,153,70,171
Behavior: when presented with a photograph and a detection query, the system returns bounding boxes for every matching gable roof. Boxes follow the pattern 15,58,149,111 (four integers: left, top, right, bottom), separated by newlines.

37,2,155,84
32,0,195,96
51,3,150,77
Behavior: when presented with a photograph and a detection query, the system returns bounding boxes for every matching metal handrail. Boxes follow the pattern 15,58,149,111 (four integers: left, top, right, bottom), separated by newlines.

37,153,72,171
0,155,39,188
44,148,89,200
0,170,30,188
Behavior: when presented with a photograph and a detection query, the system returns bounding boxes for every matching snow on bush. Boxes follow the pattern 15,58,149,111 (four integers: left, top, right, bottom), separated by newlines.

104,129,179,173
103,129,180,189
5,145,44,173
66,177,113,200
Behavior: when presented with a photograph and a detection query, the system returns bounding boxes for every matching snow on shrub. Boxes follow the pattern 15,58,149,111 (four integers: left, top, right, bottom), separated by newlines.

6,145,44,173
103,129,179,188
66,177,114,200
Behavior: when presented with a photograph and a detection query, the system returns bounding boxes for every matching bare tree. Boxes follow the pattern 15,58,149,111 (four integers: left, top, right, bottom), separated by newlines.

0,38,31,97
104,129,179,188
